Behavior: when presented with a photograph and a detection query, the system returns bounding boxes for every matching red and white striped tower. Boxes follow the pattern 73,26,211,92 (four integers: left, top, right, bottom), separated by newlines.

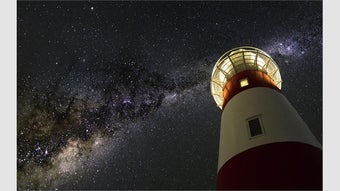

210,47,322,190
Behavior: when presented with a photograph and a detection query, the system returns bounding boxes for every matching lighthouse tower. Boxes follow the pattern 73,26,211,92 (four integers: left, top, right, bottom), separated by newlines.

210,47,322,190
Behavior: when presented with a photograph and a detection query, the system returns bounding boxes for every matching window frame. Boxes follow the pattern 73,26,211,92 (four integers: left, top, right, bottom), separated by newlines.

239,77,249,87
246,115,265,139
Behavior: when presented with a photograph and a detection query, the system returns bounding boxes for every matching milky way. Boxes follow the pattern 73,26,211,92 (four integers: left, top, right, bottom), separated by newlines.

17,1,322,190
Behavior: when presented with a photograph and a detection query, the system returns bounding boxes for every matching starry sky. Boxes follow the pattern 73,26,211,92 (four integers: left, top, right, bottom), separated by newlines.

17,1,322,190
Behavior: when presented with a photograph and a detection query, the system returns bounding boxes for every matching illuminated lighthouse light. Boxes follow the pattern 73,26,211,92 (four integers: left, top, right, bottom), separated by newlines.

211,47,282,109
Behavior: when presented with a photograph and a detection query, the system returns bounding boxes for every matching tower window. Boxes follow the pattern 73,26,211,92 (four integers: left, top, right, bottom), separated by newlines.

247,116,264,137
239,77,249,87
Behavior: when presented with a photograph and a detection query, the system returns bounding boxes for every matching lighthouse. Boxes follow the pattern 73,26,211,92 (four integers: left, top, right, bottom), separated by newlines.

210,47,322,190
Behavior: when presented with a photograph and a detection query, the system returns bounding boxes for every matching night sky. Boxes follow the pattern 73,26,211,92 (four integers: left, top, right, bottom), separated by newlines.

17,1,322,190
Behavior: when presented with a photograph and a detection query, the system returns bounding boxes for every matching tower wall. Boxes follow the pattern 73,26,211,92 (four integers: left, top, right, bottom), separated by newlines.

217,87,322,189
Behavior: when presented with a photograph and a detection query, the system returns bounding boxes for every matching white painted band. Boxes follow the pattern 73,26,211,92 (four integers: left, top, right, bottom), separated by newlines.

218,87,321,171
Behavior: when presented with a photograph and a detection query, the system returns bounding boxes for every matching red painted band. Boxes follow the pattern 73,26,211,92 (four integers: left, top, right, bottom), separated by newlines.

217,142,322,190
222,70,280,109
